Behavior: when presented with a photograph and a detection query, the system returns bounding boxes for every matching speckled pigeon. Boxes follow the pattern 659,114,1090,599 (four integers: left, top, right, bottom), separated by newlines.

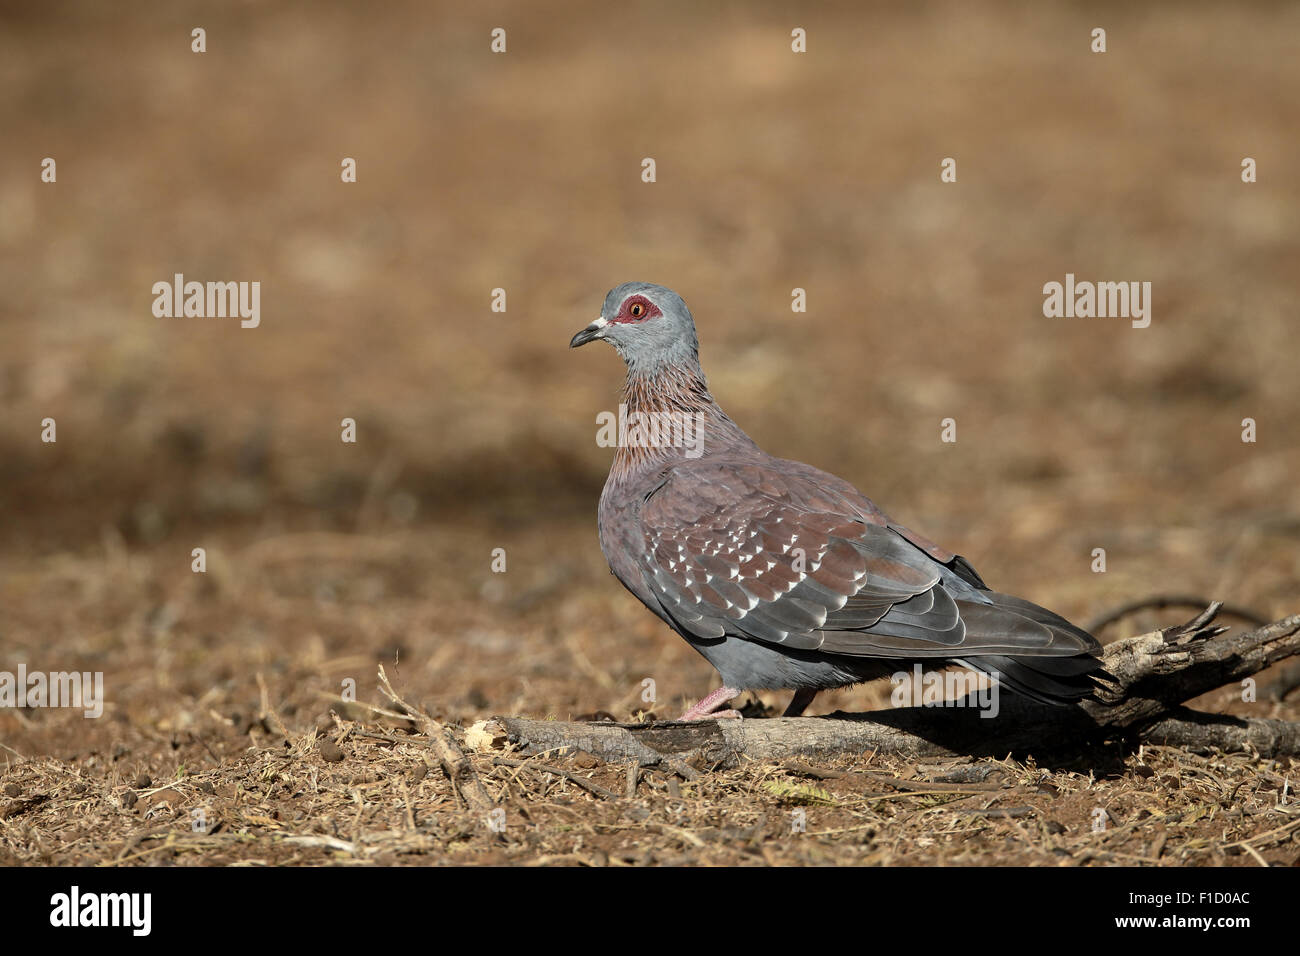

571,282,1102,721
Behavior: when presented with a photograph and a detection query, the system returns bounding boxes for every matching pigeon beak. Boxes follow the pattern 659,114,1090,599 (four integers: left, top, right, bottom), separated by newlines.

569,316,608,348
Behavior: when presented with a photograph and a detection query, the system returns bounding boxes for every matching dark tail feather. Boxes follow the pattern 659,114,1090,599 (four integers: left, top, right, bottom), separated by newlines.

956,591,1106,705
958,653,1107,705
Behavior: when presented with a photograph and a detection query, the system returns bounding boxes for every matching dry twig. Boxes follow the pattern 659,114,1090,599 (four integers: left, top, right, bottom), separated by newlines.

483,607,1300,765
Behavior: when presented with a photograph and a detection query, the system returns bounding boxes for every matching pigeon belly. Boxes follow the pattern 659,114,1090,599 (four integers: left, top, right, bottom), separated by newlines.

688,633,900,692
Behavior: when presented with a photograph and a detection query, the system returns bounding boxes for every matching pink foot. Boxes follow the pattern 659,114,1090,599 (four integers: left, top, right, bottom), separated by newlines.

678,686,741,721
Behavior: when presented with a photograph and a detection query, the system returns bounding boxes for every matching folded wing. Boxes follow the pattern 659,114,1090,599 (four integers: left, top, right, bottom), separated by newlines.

638,460,1100,686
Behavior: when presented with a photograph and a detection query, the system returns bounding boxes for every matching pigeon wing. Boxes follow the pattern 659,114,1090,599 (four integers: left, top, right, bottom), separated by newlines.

638,459,1095,661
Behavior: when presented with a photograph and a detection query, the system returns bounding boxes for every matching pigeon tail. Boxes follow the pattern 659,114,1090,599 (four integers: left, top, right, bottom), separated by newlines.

952,590,1104,705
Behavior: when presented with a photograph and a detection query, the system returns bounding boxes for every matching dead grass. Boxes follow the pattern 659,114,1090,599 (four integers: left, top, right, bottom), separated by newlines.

3,709,1298,866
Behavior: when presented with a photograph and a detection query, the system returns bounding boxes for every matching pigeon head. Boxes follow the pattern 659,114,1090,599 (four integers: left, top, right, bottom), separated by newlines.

570,282,700,375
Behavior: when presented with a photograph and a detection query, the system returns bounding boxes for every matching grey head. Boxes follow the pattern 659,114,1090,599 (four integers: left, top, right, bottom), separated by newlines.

569,282,701,376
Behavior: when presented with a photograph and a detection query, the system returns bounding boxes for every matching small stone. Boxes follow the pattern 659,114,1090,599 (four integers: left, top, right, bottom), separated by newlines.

571,751,602,770
318,739,345,762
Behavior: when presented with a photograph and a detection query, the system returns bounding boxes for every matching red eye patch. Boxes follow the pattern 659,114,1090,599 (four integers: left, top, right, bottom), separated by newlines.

610,295,662,324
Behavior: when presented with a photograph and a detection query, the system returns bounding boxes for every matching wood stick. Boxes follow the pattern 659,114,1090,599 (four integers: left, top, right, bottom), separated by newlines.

377,665,494,815
475,608,1300,766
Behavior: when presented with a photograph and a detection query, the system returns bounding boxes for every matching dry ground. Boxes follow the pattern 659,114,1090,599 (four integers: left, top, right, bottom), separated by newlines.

1,1,1298,866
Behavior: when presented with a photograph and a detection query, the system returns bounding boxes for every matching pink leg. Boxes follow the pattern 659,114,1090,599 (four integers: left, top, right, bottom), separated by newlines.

784,688,818,717
678,685,742,721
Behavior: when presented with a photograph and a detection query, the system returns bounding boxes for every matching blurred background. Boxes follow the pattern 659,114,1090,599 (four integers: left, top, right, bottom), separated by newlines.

1,1,1298,761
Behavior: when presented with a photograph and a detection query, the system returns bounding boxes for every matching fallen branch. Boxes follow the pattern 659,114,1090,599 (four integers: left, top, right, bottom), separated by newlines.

1139,710,1300,755
477,606,1300,766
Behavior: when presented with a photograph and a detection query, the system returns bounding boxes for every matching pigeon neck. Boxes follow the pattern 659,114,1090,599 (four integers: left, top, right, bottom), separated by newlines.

610,362,753,482
622,360,712,415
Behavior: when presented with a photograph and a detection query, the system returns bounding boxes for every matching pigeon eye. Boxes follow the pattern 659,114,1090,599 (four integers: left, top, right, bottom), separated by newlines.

629,302,646,318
